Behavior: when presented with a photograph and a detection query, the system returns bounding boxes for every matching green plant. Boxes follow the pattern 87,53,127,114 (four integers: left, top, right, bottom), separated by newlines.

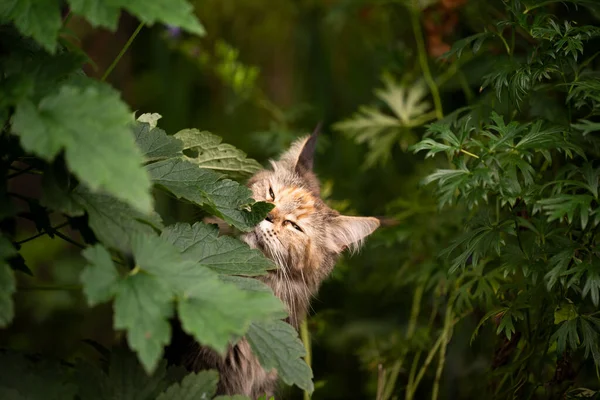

335,0,600,398
0,1,312,398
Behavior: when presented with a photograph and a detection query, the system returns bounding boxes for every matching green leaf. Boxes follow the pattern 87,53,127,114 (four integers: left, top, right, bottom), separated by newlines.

441,32,493,59
175,129,262,179
81,232,284,372
580,317,600,365
247,320,314,393
583,271,600,307
334,75,435,167
134,116,183,162
572,119,600,135
161,222,276,276
72,186,163,251
0,351,77,399
552,319,580,354
124,0,204,35
80,245,119,306
0,236,17,327
0,0,62,53
67,0,205,35
114,273,174,373
77,349,182,400
156,370,218,400
554,302,578,324
80,241,174,374
11,79,153,213
496,308,525,340
67,0,120,30
147,158,272,231
538,194,594,228
177,266,285,354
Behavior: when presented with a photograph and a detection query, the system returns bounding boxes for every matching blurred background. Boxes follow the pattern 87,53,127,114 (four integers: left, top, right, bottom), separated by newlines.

6,0,591,398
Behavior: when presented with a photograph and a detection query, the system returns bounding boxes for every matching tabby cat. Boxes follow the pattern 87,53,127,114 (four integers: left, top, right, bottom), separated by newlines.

169,129,380,398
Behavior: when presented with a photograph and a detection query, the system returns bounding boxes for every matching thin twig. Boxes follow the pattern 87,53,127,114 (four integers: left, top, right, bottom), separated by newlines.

15,222,70,245
431,306,453,400
101,22,144,82
410,2,443,120
18,284,81,291
300,319,312,400
53,230,86,249
7,166,36,179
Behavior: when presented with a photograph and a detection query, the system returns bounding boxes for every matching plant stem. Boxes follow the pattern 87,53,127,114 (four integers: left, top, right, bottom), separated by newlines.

409,2,443,120
431,306,453,400
382,360,402,400
53,230,86,249
7,166,36,179
301,319,312,400
18,284,81,291
101,22,144,82
15,222,70,245
460,149,479,159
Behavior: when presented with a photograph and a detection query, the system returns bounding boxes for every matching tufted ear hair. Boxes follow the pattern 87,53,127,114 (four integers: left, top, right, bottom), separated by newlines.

327,215,380,254
278,123,321,174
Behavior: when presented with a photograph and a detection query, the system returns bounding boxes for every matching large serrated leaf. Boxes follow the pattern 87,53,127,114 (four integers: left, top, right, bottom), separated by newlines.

134,117,183,162
114,273,174,373
156,370,219,400
247,320,314,393
147,158,272,231
0,0,62,53
67,0,120,30
72,186,163,252
175,128,262,179
11,79,153,213
81,233,284,373
67,0,204,35
177,266,285,354
80,245,119,306
161,222,276,276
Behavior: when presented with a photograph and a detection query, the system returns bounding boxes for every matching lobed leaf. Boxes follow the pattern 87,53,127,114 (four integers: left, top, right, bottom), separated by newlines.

0,0,62,53
247,320,314,393
156,370,218,400
161,222,276,276
11,79,153,213
134,115,183,162
174,128,262,179
67,0,204,35
147,158,272,231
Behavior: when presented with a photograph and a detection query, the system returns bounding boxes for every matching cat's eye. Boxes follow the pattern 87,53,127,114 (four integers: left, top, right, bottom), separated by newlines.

287,220,303,232
268,187,275,200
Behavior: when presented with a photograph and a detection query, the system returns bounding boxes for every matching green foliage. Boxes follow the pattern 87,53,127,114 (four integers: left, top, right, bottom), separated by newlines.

247,320,314,393
334,74,436,167
0,0,312,396
174,128,262,179
0,0,204,52
12,80,153,213
332,0,600,398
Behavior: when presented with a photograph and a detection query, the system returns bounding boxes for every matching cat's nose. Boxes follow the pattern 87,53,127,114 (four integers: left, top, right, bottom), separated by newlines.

265,212,274,223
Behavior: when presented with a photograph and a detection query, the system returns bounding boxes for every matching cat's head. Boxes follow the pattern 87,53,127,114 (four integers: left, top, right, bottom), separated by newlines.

242,128,380,283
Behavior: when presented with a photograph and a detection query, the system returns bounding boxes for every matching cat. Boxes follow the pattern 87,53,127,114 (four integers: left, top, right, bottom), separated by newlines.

168,128,380,398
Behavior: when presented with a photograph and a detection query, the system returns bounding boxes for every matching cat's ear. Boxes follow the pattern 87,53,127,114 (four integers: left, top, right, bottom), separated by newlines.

279,123,321,173
295,123,321,173
327,215,380,254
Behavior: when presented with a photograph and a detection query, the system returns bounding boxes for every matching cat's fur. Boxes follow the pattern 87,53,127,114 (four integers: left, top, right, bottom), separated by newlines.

171,130,379,398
